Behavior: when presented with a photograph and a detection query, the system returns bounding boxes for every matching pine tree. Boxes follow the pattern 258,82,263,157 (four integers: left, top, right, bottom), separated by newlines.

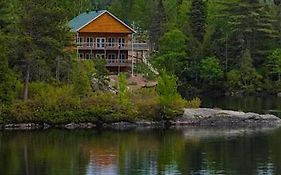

218,0,279,66
149,0,167,51
12,0,71,100
189,0,207,42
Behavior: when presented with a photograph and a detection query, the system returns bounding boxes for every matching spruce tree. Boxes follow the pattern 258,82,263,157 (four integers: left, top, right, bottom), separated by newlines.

149,0,167,50
189,0,207,42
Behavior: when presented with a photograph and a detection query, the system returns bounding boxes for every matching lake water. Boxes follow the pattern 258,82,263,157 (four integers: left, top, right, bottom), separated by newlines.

202,96,281,116
1,96,281,175
0,127,281,175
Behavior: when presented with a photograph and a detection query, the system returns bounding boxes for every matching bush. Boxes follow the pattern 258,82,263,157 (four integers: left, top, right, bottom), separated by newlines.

186,97,201,108
130,89,160,120
157,71,187,119
135,63,157,80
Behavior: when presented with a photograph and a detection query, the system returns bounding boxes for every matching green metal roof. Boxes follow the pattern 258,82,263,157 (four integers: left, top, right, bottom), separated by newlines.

69,10,106,32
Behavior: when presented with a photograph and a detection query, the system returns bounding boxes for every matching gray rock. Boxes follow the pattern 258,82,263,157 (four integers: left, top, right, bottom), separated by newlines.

173,108,281,127
277,92,281,97
79,123,96,129
64,123,80,129
64,123,96,129
4,123,42,130
43,123,51,129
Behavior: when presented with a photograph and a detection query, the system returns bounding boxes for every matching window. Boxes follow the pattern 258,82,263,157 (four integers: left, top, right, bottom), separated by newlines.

120,53,126,63
96,53,105,59
108,53,116,63
77,37,84,45
85,53,92,60
96,37,106,49
86,37,93,47
107,38,116,47
118,38,125,48
79,53,84,60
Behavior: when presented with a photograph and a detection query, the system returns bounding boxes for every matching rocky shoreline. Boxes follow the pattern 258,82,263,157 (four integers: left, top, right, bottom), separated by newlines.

1,108,280,130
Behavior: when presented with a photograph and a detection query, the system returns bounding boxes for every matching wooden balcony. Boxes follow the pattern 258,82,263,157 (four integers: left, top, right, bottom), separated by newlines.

105,59,132,67
77,42,149,51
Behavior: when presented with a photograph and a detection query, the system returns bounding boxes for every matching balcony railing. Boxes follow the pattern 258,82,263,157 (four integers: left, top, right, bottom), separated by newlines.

105,59,132,67
76,42,149,51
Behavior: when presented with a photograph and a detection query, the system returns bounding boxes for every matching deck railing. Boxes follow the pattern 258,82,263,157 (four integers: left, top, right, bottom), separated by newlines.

76,42,149,51
105,59,132,67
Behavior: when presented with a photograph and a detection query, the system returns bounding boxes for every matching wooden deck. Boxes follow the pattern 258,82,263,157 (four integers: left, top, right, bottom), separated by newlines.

77,42,149,51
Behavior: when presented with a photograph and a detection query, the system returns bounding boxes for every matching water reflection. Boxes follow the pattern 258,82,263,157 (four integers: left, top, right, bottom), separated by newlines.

0,128,281,175
202,96,281,117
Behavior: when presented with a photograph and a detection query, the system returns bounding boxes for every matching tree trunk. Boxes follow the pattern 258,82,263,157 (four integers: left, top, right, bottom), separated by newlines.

23,62,30,101
56,56,60,81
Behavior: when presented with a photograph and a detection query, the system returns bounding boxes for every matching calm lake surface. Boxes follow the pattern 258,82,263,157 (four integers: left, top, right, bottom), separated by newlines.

1,96,281,175
1,128,281,175
202,96,281,116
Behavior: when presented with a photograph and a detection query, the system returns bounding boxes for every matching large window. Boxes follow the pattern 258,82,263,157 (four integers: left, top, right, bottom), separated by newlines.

96,37,106,49
108,53,116,63
86,37,93,47
107,38,116,48
118,38,125,48
120,53,126,63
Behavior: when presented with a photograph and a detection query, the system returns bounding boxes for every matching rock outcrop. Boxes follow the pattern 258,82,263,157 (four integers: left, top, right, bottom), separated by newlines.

172,108,281,127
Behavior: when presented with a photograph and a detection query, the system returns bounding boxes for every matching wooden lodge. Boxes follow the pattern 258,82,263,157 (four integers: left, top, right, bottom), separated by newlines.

69,10,149,73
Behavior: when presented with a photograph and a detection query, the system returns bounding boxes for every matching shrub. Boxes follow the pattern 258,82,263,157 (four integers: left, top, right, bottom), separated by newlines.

72,60,95,98
157,71,187,119
34,85,80,110
118,73,129,106
186,97,201,108
130,89,160,120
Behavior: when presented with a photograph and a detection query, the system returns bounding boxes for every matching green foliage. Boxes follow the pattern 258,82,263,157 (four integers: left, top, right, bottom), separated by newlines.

154,29,187,75
200,57,223,86
265,49,281,81
94,59,109,81
240,49,262,89
159,29,186,54
186,97,201,108
227,49,262,91
0,34,18,103
157,71,186,118
72,60,95,98
135,63,157,80
190,0,207,42
118,73,129,106
227,69,242,90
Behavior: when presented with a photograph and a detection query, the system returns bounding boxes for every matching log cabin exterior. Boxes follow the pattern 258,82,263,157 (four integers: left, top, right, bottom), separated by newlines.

69,10,148,73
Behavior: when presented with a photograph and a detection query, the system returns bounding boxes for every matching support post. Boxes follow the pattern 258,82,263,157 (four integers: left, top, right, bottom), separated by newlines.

131,33,134,77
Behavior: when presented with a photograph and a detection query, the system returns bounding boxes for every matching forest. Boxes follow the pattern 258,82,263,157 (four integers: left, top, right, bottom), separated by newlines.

0,0,280,123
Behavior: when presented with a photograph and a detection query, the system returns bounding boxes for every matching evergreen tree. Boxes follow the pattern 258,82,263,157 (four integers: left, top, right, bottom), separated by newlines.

0,34,17,103
189,0,207,42
12,0,71,100
218,0,279,66
240,48,261,88
149,0,167,50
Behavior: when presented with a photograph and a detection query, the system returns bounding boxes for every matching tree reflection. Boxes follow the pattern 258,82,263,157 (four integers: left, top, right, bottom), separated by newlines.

0,128,280,175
